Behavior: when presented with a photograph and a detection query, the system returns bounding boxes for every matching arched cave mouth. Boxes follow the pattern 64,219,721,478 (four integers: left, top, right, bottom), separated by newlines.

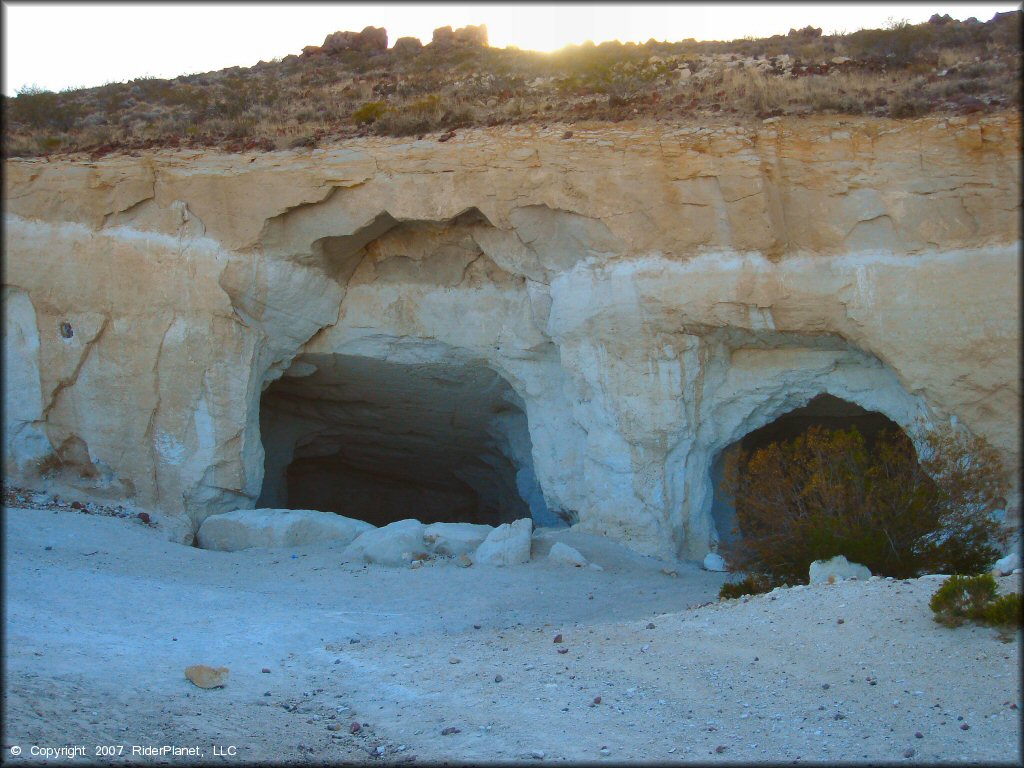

710,394,907,546
256,354,552,528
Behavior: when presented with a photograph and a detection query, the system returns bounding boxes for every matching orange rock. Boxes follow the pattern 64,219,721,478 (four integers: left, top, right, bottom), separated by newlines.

184,664,229,689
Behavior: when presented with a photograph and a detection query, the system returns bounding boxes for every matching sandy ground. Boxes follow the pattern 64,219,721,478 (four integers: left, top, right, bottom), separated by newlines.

2,504,1021,766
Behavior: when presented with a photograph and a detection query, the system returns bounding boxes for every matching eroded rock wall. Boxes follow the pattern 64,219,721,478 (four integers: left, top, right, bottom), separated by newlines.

3,115,1019,558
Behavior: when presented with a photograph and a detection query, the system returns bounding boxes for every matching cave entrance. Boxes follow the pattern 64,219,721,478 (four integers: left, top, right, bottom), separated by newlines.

710,394,907,546
256,353,550,528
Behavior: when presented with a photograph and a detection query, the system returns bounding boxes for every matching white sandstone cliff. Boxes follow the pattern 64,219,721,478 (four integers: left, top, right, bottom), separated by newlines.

3,115,1020,559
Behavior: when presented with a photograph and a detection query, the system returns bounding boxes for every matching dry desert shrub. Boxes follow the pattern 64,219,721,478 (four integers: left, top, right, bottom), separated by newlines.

720,423,1007,583
718,572,776,600
701,67,894,115
930,574,1022,635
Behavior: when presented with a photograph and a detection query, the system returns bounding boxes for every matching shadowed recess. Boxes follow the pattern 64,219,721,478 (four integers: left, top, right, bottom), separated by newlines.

710,393,905,546
257,353,551,527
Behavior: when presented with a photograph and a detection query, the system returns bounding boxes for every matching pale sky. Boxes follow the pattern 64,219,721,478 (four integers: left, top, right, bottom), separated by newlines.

3,2,1020,96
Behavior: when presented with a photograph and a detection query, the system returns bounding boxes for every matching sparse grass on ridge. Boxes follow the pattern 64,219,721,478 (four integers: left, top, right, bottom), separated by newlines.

3,11,1020,158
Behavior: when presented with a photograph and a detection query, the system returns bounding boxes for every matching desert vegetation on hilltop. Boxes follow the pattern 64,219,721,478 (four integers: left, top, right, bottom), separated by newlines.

2,11,1020,157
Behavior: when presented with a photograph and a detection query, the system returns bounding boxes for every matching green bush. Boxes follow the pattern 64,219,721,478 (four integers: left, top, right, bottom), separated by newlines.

351,101,387,125
7,86,83,131
929,573,998,626
930,575,1022,635
889,91,929,118
720,423,1006,583
983,592,1023,628
719,572,775,600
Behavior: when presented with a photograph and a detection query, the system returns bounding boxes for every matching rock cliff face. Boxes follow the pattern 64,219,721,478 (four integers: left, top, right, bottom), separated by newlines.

4,115,1020,559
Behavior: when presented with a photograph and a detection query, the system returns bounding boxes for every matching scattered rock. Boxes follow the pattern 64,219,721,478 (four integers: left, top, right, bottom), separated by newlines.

262,667,271,674
837,618,845,624
553,633,563,643
494,674,503,683
184,665,229,689
449,657,460,664
423,522,493,557
197,508,372,552
392,36,423,53
660,567,678,577
808,555,871,585
456,553,473,568
322,26,388,54
960,723,970,730
432,24,488,48
351,722,362,734
715,745,727,753
474,518,532,566
328,723,341,731
557,647,569,654
647,622,656,629
593,696,602,705
136,512,151,524
549,542,588,567
562,131,574,139
530,750,545,759
441,726,461,735
703,552,727,572
343,519,427,567
992,551,1020,576
915,732,923,738
903,748,915,758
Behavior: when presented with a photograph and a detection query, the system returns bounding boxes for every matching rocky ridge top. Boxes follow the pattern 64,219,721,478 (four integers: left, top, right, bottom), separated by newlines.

3,12,1019,158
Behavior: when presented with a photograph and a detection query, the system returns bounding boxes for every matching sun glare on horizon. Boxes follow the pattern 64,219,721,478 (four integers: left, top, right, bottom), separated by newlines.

3,2,1020,95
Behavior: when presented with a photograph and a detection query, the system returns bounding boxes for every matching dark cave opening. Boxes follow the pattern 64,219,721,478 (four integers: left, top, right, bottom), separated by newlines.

256,353,549,528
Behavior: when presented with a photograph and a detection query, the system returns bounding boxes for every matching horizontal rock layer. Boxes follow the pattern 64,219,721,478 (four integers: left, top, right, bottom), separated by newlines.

3,114,1020,559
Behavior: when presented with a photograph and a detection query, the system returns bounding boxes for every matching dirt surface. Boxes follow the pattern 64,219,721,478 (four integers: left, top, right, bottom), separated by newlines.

3,504,1020,765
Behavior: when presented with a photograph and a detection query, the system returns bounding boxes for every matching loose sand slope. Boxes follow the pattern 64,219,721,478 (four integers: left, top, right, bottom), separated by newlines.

3,506,1020,764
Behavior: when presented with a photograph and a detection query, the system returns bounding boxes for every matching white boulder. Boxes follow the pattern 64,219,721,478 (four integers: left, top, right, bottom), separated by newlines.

549,541,588,567
703,552,728,572
423,522,494,557
343,519,428,567
474,518,533,566
808,555,872,585
196,508,373,552
992,551,1020,576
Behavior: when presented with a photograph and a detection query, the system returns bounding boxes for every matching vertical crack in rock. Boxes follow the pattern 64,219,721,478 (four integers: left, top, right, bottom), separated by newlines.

143,314,177,503
41,316,110,422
